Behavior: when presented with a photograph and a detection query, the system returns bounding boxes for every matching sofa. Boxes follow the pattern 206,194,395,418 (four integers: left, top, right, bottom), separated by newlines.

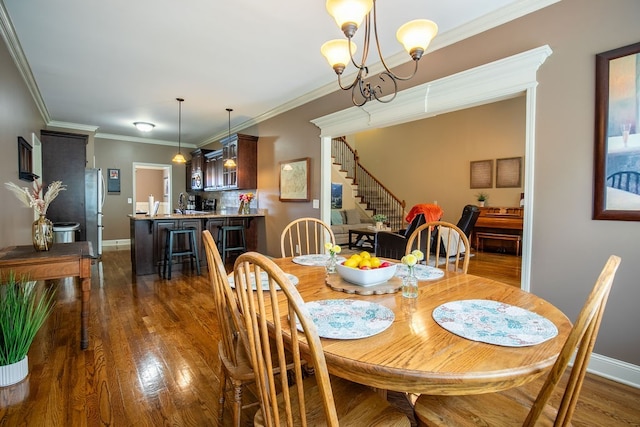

331,208,373,245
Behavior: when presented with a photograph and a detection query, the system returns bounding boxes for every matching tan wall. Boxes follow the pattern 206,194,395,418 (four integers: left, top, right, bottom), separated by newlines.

1,0,638,367
0,38,46,246
93,138,186,240
135,169,164,204
352,97,525,223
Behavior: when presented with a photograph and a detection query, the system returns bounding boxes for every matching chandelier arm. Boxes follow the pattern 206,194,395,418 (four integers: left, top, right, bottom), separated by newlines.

351,83,368,107
371,71,398,103
347,13,371,74
371,2,420,81
337,70,362,91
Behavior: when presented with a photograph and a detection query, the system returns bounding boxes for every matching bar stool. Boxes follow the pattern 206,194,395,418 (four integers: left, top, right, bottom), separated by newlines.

217,221,247,265
163,227,201,280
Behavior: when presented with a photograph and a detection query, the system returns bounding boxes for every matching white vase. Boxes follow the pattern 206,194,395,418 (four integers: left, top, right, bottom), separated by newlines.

0,356,29,387
376,221,383,230
478,201,485,207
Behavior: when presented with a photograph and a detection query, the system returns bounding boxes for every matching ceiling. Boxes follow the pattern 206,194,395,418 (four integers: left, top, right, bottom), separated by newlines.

1,0,550,148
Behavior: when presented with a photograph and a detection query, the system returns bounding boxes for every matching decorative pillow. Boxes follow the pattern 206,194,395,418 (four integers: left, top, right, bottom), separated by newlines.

345,208,361,225
331,209,343,225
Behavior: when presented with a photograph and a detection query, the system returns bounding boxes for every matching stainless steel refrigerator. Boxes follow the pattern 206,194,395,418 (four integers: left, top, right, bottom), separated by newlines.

85,168,105,257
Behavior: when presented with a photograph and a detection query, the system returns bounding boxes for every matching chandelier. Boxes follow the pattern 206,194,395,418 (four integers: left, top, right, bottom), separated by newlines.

172,97,186,164
321,0,437,106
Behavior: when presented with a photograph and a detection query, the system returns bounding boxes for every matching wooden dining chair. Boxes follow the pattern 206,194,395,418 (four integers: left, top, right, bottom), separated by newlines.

405,221,470,273
232,251,411,426
202,230,256,427
280,217,336,257
414,255,621,427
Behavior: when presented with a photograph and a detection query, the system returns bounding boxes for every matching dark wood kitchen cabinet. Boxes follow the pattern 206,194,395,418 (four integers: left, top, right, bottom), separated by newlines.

189,149,211,191
40,130,88,240
220,133,258,189
185,160,192,192
204,149,223,190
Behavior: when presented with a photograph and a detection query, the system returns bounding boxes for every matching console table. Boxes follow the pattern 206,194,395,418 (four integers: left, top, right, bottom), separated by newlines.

0,242,94,350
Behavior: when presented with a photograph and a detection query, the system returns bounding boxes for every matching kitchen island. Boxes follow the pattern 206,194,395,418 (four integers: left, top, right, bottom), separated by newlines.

129,209,265,275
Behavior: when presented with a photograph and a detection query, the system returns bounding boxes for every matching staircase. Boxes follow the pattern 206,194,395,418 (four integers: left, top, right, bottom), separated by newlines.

331,137,406,231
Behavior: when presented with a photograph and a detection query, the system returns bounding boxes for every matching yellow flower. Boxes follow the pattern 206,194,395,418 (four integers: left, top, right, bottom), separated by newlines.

411,250,424,261
401,254,418,267
325,243,341,255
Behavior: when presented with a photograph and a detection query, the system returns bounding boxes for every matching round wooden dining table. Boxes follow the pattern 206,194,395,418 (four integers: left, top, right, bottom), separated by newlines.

271,257,572,396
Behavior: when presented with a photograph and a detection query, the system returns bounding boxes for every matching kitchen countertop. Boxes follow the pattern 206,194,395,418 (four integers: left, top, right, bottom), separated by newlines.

128,209,266,220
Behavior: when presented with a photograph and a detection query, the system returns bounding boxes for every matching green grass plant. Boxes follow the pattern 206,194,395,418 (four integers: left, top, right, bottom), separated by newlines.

0,273,56,365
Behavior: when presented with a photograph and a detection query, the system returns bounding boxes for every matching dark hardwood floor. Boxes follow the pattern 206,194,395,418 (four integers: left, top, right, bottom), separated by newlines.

0,247,638,426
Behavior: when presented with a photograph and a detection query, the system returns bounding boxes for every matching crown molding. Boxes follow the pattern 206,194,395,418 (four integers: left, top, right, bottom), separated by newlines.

95,132,197,149
47,120,99,133
0,0,50,123
312,45,552,136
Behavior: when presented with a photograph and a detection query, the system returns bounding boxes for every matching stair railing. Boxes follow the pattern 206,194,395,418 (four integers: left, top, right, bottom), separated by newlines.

331,137,406,231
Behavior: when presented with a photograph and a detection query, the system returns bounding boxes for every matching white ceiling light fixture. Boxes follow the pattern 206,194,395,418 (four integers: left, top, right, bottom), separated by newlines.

321,0,438,107
223,108,237,168
172,98,186,164
133,121,155,132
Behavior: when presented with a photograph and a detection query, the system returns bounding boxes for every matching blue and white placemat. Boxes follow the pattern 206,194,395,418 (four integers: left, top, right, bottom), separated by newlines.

432,299,558,347
394,264,444,281
300,299,394,339
227,271,298,290
292,254,346,267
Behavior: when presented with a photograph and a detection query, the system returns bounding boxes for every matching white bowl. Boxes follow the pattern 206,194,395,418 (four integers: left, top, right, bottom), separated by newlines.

336,261,397,287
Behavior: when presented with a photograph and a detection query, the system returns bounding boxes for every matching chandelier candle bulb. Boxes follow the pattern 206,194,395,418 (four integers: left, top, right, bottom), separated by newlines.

326,0,372,35
396,19,438,60
321,39,357,73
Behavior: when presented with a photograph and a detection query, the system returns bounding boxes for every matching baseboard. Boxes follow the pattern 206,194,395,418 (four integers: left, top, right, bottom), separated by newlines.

588,353,640,389
103,239,130,249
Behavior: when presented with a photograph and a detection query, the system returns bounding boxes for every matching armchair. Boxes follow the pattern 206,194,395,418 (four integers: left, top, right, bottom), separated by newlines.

431,204,480,255
374,213,427,260
375,204,480,260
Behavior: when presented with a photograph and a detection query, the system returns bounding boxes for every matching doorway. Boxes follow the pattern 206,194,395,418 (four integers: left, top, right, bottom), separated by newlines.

314,45,553,291
132,163,172,215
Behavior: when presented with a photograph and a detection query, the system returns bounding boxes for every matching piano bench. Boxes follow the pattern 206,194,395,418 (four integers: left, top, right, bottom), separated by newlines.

475,232,521,256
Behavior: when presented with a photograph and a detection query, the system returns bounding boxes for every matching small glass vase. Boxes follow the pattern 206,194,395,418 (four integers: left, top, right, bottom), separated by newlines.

326,254,337,274
243,201,251,215
402,266,418,298
32,214,54,251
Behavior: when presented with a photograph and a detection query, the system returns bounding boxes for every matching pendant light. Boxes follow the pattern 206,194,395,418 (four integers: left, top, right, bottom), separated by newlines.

223,108,236,168
172,97,186,163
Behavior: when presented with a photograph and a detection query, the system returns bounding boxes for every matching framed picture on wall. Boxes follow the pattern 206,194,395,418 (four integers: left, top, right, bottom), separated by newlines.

331,182,343,208
496,157,522,188
470,159,493,188
107,168,121,193
593,41,640,221
279,158,310,201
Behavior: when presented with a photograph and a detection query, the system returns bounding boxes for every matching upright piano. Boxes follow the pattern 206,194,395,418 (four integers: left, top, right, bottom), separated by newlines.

472,207,523,254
